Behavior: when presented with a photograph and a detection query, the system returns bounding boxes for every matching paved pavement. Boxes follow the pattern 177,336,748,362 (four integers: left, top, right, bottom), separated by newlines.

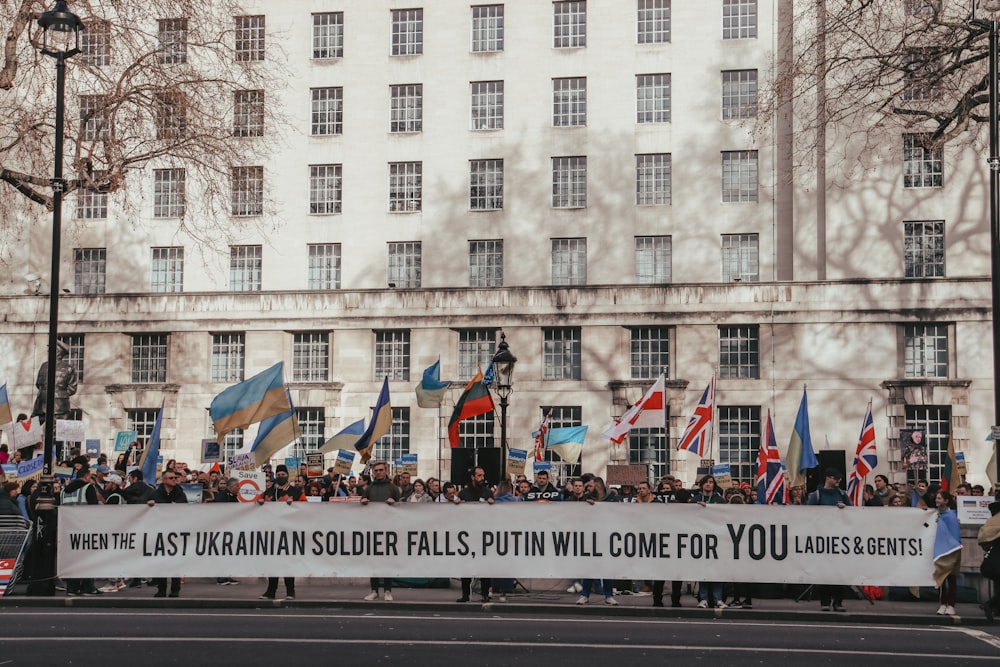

1,578,995,626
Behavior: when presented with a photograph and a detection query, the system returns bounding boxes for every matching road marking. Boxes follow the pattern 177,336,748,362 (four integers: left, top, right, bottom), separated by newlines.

0,636,997,659
953,627,1000,651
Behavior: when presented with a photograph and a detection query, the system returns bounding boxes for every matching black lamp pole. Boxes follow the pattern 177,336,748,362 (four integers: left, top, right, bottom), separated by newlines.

28,1,82,596
490,332,517,480
974,2,1000,486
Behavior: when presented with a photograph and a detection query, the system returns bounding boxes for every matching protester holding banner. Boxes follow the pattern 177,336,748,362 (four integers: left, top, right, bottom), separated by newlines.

147,469,189,598
652,487,690,609
933,490,961,617
977,500,1000,620
123,470,154,505
457,466,494,603
361,460,400,601
60,465,101,596
691,475,726,609
323,475,348,500
426,477,441,501
806,468,851,611
406,479,434,503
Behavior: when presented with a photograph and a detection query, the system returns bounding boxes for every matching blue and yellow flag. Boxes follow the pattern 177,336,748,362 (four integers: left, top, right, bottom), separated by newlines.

356,378,392,463
0,384,12,426
210,362,290,441
250,388,299,468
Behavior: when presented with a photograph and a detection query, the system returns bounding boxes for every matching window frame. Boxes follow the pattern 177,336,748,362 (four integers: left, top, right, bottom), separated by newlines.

312,12,344,59
388,162,423,212
211,333,245,383
391,8,424,56
307,243,342,290
309,164,343,215
553,0,587,49
231,166,264,217
390,83,423,133
635,153,672,205
374,330,411,381
153,168,186,218
721,233,759,282
721,69,758,120
470,159,504,210
471,80,504,130
387,241,422,288
552,156,587,208
293,332,330,382
719,325,760,379
552,77,587,127
635,235,672,284
150,246,184,293
235,15,265,62
636,73,671,124
542,327,582,380
131,333,168,384
229,244,262,291
469,239,504,287
73,247,106,295
903,220,945,278
471,4,505,52
637,0,670,44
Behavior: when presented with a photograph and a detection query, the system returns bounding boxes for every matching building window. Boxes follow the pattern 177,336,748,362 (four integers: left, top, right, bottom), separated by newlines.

233,90,264,137
387,241,422,288
552,77,586,127
308,243,342,290
157,18,188,64
719,325,759,379
59,334,85,383
554,1,586,48
73,248,106,295
79,95,109,141
309,164,342,215
229,245,262,291
374,408,410,463
902,49,940,102
220,428,244,464
722,150,758,203
456,413,495,449
637,0,670,44
235,15,265,62
551,238,587,286
388,162,422,212
543,327,581,380
293,332,330,382
390,84,423,133
131,334,168,384
905,405,950,484
635,235,672,284
903,134,943,188
375,330,410,381
76,170,108,219
150,246,184,293
722,0,757,40
636,153,671,205
472,4,504,52
391,8,423,56
718,405,760,484
155,92,187,140
904,323,949,378
153,168,185,218
722,69,757,120
471,81,504,130
290,408,326,460
310,87,343,136
127,409,160,453
629,427,669,481
469,239,504,287
211,333,245,383
552,156,587,208
631,326,670,379
312,12,344,59
721,233,759,282
80,20,110,66
904,221,945,278
636,73,671,123
540,406,583,478
470,159,504,210
231,166,264,216
458,329,495,379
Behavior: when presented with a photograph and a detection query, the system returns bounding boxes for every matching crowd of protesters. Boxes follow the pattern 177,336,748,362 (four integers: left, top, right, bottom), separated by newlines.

8,446,995,613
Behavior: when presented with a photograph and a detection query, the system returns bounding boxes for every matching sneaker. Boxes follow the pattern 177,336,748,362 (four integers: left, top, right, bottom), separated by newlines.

364,590,379,601
66,591,78,597
259,593,275,600
936,604,947,615
728,600,742,609
833,604,846,612
697,600,708,609
284,595,295,601
498,595,507,603
575,595,589,605
604,597,619,606
383,591,393,601
715,600,727,609
567,582,583,594
820,605,832,612
98,585,120,593
944,605,956,616
456,596,470,603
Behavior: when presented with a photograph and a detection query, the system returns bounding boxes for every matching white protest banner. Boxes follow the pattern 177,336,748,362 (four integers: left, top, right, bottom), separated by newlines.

17,455,44,480
57,503,937,585
508,448,527,477
957,496,992,525
227,453,255,472
56,419,85,442
13,417,42,449
234,469,266,503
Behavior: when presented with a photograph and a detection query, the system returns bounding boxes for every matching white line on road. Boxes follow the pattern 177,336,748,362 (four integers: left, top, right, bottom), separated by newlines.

0,636,997,659
953,627,1000,651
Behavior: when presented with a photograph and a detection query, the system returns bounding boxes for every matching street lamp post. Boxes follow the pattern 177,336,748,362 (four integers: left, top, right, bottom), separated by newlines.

973,1,1000,485
490,332,517,479
27,1,83,596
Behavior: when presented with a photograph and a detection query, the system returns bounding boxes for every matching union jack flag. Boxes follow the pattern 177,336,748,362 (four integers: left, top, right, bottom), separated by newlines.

847,400,877,507
755,411,787,505
532,410,552,462
676,378,714,458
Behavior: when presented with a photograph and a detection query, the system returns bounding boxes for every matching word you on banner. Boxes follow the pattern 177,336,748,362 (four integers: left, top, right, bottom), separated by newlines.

57,504,937,586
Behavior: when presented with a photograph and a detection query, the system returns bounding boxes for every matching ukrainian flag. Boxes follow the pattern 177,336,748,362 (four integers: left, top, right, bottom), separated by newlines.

0,384,11,426
210,362,290,441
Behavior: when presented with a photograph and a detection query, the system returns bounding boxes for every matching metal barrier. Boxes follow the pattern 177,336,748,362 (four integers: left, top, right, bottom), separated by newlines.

0,516,33,597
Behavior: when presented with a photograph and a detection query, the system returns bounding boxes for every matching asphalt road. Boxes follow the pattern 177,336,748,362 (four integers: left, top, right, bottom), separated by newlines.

2,608,1000,665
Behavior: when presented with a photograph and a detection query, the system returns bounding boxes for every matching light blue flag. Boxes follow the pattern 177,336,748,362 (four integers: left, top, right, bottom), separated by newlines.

0,383,11,425
140,399,165,484
250,388,299,467
786,388,818,488
319,418,366,454
415,360,451,408
546,426,588,465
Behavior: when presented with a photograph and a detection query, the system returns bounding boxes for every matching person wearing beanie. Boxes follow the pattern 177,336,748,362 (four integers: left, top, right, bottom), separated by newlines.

258,464,303,601
147,468,189,598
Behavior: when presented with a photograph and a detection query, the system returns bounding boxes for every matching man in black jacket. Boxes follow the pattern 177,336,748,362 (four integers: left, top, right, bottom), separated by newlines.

147,470,188,597
258,465,302,600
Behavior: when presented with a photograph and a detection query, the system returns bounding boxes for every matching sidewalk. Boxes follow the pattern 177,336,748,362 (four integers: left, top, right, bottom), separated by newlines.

1,578,994,626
